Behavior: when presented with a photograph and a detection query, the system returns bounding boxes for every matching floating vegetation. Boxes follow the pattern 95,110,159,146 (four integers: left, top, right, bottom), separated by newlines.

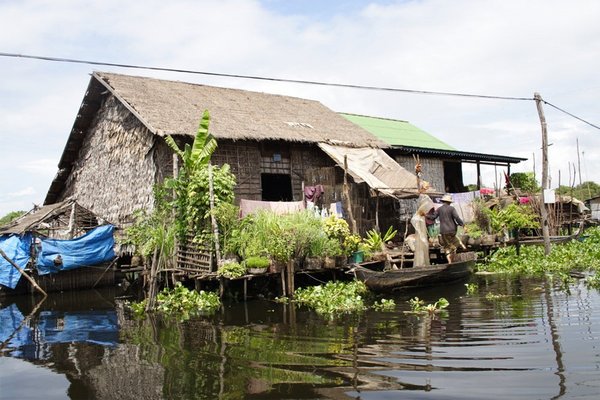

465,283,479,295
294,281,368,316
407,297,449,315
290,280,396,317
485,292,510,301
129,283,220,320
479,227,600,277
372,298,396,311
584,271,600,289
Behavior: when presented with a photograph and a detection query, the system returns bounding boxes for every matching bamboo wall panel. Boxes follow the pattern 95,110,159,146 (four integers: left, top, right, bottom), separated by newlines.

394,155,445,193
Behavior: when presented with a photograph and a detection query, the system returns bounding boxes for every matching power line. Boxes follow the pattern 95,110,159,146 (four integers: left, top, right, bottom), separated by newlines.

2,51,598,130
0,51,532,101
543,100,600,131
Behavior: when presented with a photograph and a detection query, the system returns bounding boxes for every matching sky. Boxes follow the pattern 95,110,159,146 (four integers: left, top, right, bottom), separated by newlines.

0,0,599,216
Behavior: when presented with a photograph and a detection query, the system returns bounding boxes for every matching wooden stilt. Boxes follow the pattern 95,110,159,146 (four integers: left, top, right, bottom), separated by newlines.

280,268,286,297
0,249,47,297
286,259,295,299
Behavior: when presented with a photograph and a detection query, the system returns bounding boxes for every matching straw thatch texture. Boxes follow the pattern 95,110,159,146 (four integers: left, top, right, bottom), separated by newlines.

94,71,387,148
58,96,157,225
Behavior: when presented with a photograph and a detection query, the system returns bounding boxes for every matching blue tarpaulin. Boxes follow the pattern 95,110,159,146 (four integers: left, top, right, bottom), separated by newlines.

0,304,118,358
36,225,116,275
0,233,32,289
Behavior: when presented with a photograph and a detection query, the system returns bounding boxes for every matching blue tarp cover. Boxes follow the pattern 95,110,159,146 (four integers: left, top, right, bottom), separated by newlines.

36,225,116,275
0,233,32,289
0,304,118,358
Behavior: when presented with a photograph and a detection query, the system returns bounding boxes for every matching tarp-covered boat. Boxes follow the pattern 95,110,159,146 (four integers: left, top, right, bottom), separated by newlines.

351,252,477,293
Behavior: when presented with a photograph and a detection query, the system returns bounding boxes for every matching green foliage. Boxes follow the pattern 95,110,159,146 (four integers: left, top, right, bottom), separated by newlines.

244,256,270,269
485,203,539,233
165,110,217,172
556,180,600,201
584,271,600,289
213,202,240,255
510,172,540,193
323,215,351,241
363,226,397,252
407,297,449,314
465,283,479,295
229,210,338,262
343,234,362,254
217,261,247,279
294,280,368,316
480,226,600,276
128,283,220,321
372,298,396,311
0,210,26,226
122,185,176,270
164,110,236,244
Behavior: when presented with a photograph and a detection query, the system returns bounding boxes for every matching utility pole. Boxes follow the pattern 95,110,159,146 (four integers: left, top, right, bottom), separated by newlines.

576,138,582,187
534,93,551,255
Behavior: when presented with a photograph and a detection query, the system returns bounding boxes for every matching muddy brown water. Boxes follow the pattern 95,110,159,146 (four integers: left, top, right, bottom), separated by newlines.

1,274,599,399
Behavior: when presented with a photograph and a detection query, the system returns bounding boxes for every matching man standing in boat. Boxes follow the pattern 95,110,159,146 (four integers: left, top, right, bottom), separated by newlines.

432,194,466,263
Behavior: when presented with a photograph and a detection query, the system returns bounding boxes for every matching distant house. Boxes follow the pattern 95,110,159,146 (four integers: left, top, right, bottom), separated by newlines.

341,114,526,193
45,72,427,236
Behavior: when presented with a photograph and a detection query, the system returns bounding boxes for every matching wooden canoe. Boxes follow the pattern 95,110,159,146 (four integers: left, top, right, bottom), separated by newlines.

351,252,477,293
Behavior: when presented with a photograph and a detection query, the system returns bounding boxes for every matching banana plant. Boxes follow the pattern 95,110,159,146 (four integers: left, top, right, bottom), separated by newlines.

165,109,217,173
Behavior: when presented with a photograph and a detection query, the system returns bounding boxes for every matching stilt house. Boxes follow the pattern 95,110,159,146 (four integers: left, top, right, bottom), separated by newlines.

44,72,429,242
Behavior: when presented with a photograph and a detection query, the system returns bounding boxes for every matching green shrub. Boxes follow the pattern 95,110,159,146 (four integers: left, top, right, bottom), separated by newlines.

244,256,270,269
217,261,246,278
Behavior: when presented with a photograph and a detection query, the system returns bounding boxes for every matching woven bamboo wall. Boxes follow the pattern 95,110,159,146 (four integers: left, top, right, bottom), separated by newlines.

212,140,334,202
59,96,157,225
394,155,445,193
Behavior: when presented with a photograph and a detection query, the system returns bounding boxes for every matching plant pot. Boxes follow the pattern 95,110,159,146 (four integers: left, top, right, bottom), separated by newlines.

248,267,267,275
481,234,496,246
269,259,286,274
349,250,364,264
323,256,336,269
305,256,323,270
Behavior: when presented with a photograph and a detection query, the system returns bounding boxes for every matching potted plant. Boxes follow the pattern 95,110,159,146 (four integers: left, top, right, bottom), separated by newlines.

244,256,270,274
323,238,343,269
217,261,246,279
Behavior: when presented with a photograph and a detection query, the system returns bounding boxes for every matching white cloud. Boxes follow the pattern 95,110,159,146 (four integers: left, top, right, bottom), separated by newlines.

0,0,599,208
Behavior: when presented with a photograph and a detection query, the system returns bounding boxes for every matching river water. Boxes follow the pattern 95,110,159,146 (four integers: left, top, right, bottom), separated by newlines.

1,274,599,399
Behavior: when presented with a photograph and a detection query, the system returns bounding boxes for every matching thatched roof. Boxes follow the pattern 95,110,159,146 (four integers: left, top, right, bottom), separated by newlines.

92,71,386,147
0,198,103,236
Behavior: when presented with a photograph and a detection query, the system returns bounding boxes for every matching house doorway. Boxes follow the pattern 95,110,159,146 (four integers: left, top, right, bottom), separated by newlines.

261,173,293,201
443,161,465,193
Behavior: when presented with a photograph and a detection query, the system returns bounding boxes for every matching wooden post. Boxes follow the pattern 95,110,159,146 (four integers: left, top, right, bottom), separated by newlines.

172,153,179,270
208,163,221,263
343,155,358,234
0,249,47,297
286,259,295,299
534,92,552,256
145,248,159,311
375,192,380,232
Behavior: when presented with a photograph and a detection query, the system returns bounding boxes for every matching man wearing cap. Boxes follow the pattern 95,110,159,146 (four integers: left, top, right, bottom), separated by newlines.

432,194,466,263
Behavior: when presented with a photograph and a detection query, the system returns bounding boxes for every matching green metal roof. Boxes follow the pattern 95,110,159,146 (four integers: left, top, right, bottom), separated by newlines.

341,113,456,151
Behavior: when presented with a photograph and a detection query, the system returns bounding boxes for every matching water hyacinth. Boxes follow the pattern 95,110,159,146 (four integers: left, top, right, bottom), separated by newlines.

294,281,368,316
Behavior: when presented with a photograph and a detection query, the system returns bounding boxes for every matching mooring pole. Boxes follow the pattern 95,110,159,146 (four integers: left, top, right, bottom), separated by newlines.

0,249,47,297
534,92,552,256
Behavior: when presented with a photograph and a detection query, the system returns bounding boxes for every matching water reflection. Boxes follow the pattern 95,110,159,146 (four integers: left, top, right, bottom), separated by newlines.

1,276,599,399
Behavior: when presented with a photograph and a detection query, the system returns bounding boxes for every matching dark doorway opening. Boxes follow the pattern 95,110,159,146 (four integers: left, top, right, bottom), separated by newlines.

443,161,465,193
261,173,293,201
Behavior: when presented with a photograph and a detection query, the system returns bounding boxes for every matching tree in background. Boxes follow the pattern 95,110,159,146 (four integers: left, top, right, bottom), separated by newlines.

557,181,600,201
509,172,540,193
0,210,26,226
